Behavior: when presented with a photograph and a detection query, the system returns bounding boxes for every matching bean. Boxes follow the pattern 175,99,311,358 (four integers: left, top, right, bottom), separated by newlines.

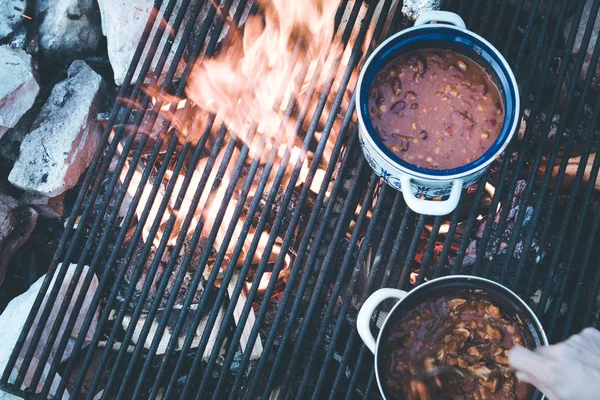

405,91,417,101
419,130,428,139
429,52,443,62
374,90,385,105
410,103,419,110
392,77,402,96
377,127,390,139
416,57,427,75
391,100,406,112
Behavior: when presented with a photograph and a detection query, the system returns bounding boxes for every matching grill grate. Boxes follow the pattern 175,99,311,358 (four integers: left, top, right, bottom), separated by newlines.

2,0,600,399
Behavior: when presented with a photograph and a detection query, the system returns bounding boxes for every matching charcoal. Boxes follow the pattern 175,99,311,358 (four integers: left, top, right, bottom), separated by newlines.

0,194,37,286
121,236,211,312
563,0,600,93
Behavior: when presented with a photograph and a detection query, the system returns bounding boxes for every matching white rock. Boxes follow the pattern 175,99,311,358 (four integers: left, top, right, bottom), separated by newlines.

36,0,102,60
0,194,37,286
0,263,97,398
96,0,203,86
0,0,26,40
9,60,105,197
0,47,39,140
401,0,440,19
0,390,22,400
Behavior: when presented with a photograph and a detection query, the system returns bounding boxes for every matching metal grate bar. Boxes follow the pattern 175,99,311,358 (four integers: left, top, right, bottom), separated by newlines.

1,0,176,392
3,1,600,398
471,0,585,278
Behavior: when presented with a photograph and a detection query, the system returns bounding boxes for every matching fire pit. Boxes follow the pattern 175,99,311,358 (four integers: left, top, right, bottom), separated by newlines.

1,0,599,399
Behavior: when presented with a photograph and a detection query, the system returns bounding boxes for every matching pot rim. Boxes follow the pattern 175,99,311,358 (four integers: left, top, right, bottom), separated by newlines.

373,275,548,400
356,23,520,181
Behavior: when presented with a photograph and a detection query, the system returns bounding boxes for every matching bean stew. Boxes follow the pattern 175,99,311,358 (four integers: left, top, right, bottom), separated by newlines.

382,293,531,400
368,49,504,170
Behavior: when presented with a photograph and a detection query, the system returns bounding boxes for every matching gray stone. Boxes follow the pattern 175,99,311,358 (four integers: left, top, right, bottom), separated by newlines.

0,0,26,40
0,194,37,286
9,60,105,197
0,47,39,140
564,0,600,92
97,0,207,85
20,193,64,219
401,0,440,19
36,0,102,61
0,390,22,400
0,264,95,398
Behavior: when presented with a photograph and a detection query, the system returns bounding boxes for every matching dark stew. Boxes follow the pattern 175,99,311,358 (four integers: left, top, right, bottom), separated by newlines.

368,49,504,169
383,294,530,400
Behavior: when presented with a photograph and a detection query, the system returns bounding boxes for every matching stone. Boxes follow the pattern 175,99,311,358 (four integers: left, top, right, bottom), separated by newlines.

0,47,40,140
36,0,102,61
563,0,600,92
0,194,37,287
0,263,96,397
0,390,22,399
20,193,64,219
0,0,27,40
9,60,105,197
401,0,440,19
96,0,206,85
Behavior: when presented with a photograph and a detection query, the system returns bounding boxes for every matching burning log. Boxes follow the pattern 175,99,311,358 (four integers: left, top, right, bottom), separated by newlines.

121,303,225,360
537,153,600,191
227,272,263,360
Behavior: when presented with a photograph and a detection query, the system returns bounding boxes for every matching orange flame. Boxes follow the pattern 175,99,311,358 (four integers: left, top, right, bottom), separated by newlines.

186,0,341,148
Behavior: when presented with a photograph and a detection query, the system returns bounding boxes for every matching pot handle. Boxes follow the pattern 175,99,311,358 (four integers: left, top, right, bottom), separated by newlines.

400,176,463,216
414,11,467,29
357,288,408,354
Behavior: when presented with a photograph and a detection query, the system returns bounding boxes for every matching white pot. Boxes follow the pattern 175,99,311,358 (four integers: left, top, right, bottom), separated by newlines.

356,11,520,215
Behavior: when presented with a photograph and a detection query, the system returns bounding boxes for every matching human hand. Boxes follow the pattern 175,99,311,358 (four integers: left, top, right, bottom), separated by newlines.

508,327,600,400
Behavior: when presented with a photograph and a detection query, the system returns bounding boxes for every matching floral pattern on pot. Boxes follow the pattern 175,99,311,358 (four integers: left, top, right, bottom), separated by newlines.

358,136,484,199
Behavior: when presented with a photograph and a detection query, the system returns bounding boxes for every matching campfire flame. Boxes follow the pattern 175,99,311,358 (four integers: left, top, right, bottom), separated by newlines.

186,0,342,148
115,0,361,275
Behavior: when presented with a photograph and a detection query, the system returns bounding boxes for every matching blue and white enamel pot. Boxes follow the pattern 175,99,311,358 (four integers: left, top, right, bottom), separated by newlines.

356,11,519,216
